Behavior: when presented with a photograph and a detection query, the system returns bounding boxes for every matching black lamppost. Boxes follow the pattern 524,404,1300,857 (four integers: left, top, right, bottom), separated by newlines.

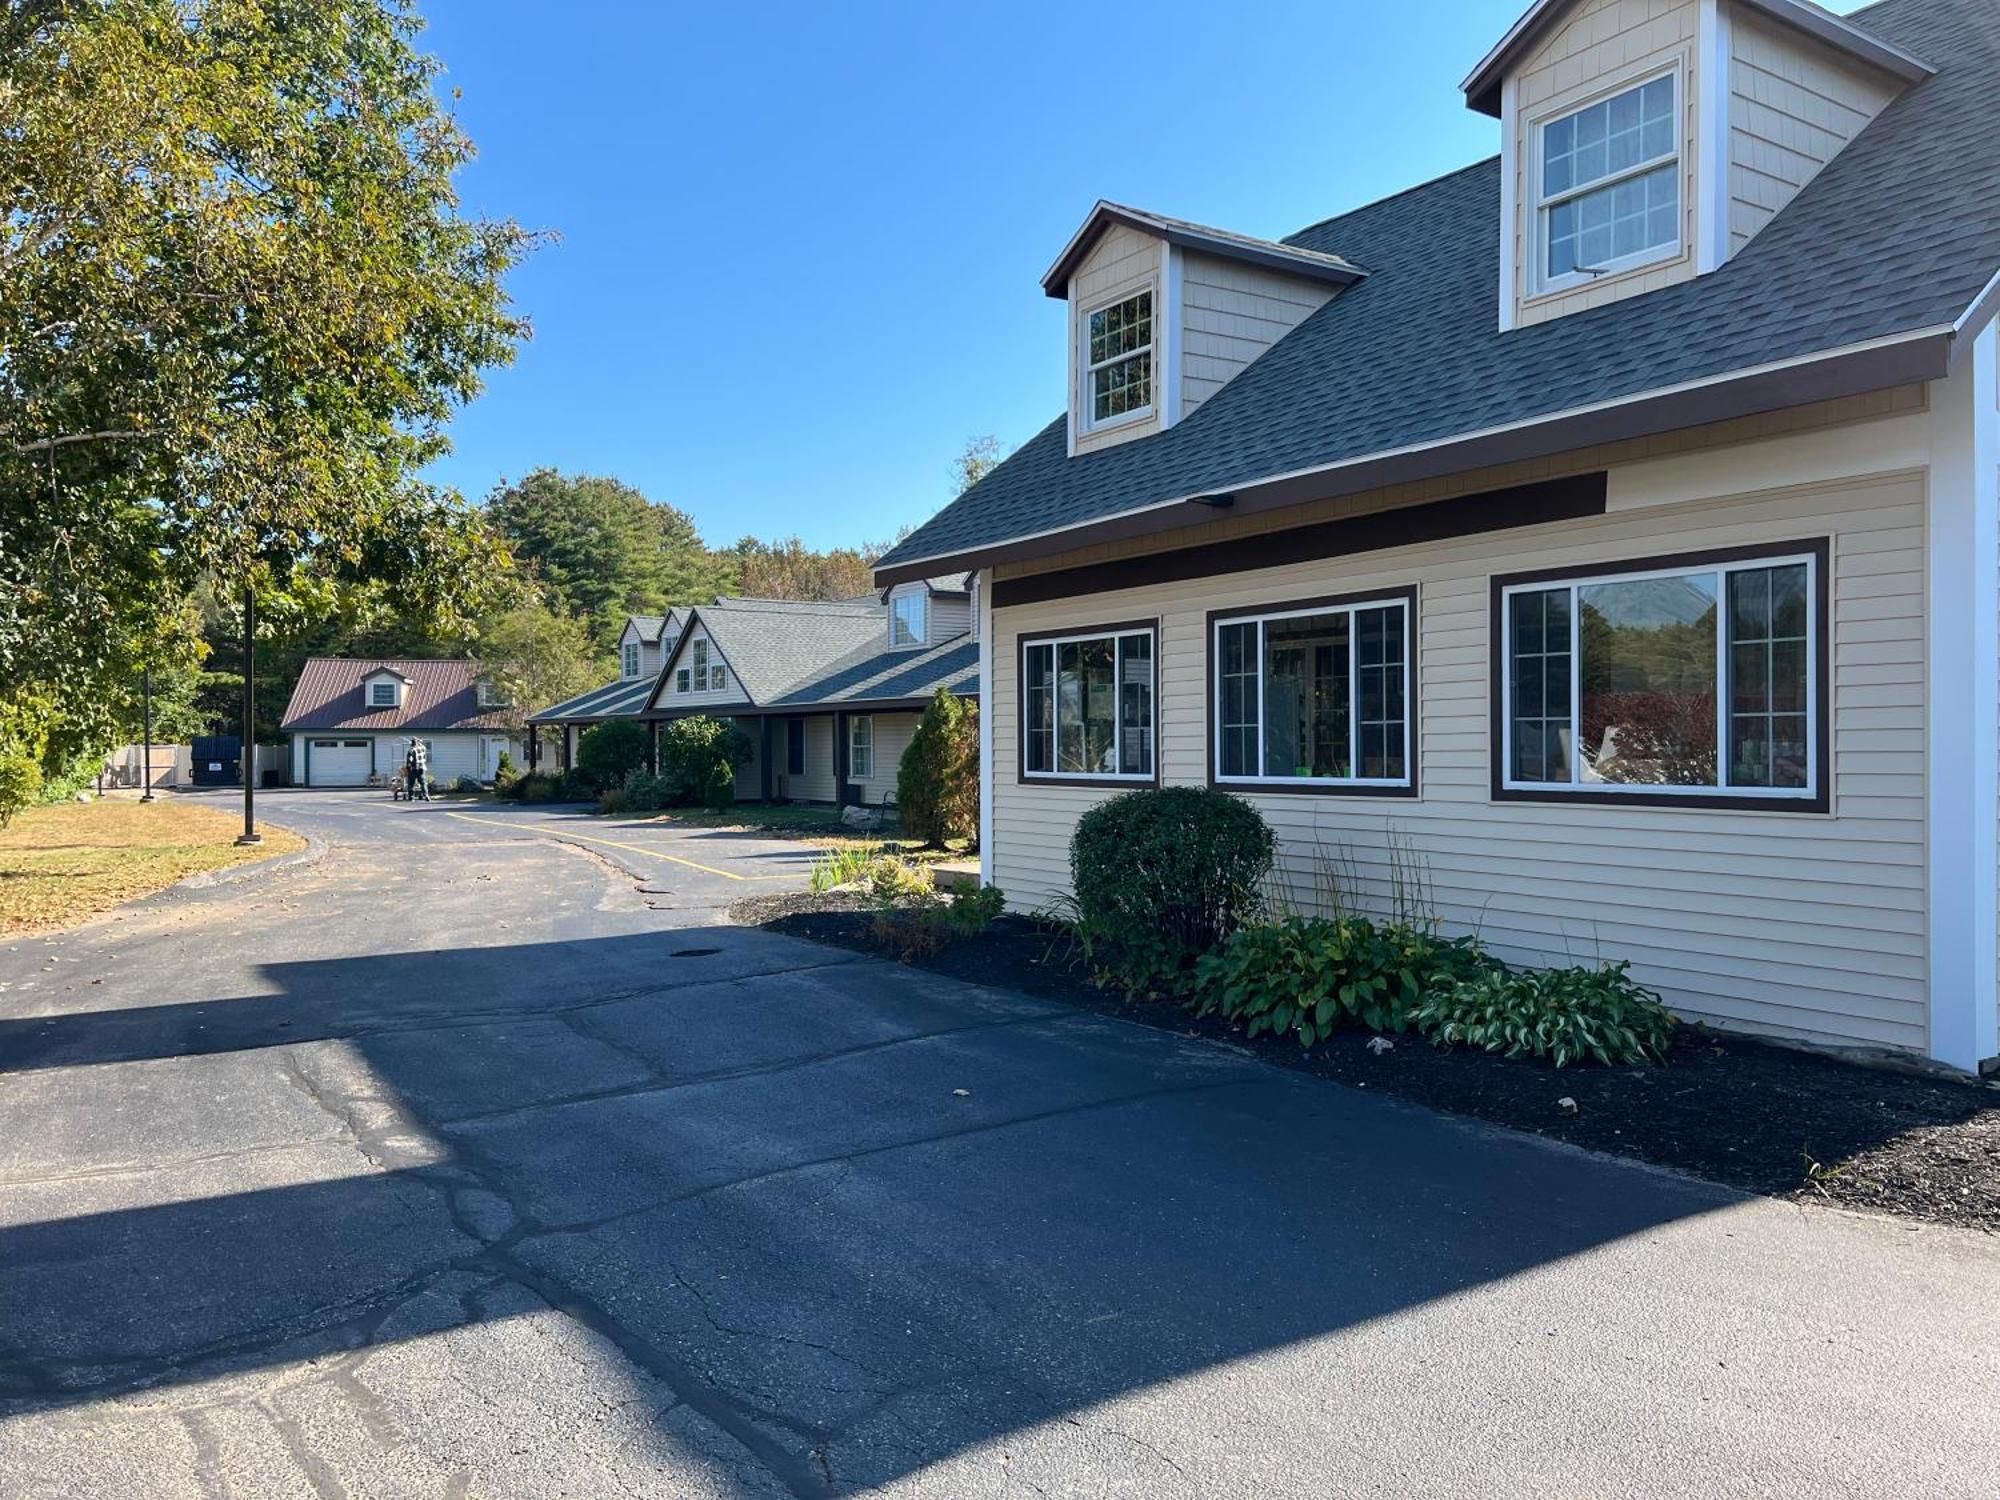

139,667,155,803
236,590,261,846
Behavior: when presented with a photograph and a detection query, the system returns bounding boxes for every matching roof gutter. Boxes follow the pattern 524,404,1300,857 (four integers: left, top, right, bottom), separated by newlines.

875,325,1953,587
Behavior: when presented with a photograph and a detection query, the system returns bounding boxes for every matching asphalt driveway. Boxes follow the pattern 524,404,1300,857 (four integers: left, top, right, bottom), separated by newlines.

0,790,1994,1497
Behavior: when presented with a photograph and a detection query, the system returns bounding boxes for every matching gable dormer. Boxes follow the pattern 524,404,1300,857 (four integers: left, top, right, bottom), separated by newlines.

883,576,971,651
1468,0,1930,333
360,666,410,711
1042,204,1365,456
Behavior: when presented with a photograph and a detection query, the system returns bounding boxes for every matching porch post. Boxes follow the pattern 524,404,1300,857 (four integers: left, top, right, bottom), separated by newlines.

759,716,774,802
1925,319,1999,1073
975,569,993,887
648,718,660,776
834,710,849,806
527,724,538,770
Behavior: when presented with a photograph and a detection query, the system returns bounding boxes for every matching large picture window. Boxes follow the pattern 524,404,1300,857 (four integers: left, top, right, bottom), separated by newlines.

1020,624,1156,782
1495,543,1825,806
1536,72,1679,291
1084,291,1153,429
1210,591,1414,791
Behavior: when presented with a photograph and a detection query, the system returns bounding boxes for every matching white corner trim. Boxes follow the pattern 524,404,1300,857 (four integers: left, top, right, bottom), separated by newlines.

975,568,994,889
1160,242,1184,429
1924,319,2000,1072
1498,72,1519,333
1696,0,1732,275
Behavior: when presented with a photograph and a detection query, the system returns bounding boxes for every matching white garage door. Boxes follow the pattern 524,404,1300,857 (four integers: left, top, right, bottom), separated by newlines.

308,738,372,786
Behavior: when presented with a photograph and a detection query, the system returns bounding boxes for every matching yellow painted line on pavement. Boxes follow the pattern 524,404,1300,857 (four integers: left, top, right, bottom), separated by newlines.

443,811,803,882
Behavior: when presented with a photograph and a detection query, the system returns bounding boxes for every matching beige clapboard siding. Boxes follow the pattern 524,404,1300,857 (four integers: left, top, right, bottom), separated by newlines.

929,593,972,642
990,467,1929,1051
1179,252,1336,418
660,624,748,710
1727,8,1898,253
773,716,837,804
1512,0,1701,328
850,711,920,805
1071,224,1162,456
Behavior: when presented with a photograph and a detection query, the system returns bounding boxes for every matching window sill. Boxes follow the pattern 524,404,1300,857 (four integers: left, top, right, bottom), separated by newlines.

1492,785,1827,813
1019,771,1158,790
1523,246,1690,309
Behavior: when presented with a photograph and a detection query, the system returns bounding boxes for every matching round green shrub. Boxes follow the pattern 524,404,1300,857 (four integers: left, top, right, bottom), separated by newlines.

659,715,751,808
0,753,43,828
1069,786,1275,998
576,718,650,790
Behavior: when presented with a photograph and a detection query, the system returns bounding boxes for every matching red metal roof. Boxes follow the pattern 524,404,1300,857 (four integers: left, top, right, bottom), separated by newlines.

278,658,514,732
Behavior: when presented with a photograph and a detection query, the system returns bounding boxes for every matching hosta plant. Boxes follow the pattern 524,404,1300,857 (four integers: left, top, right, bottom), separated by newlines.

1191,915,1495,1047
1411,961,1676,1067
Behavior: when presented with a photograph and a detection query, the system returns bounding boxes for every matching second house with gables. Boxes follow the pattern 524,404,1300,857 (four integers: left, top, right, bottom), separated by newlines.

528,577,977,806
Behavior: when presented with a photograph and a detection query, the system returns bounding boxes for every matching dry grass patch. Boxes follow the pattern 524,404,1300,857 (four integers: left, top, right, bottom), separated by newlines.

0,799,305,934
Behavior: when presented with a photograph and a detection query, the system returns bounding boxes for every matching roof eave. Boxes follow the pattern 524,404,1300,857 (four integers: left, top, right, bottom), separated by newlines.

1461,0,1933,118
1040,202,1367,300
875,328,1952,586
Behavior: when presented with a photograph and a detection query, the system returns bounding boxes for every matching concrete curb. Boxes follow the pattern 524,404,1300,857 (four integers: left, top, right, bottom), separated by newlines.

175,826,326,891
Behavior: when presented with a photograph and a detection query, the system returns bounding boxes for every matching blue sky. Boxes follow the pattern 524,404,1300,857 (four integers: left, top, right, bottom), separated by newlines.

421,0,1864,549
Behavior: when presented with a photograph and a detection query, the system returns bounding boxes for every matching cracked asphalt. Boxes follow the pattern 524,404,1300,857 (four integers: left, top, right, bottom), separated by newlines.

1,790,1995,1498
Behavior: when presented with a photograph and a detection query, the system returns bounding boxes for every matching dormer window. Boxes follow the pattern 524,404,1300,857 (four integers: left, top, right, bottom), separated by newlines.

368,681,398,708
1085,290,1153,429
891,592,927,648
477,680,507,709
622,642,640,677
1535,73,1679,294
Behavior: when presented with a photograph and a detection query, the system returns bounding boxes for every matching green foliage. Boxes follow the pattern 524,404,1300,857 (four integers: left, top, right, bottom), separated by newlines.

1069,787,1275,998
866,854,935,904
484,471,722,655
0,754,44,828
495,750,516,781
611,769,675,812
473,597,598,734
870,878,1007,960
576,719,650,789
809,844,872,894
896,691,978,847
1412,961,1677,1067
1193,916,1496,1046
597,785,633,815
502,771,562,803
1,0,531,770
659,716,750,809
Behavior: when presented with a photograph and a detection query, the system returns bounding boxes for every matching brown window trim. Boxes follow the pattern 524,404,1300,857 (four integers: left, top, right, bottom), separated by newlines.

1016,617,1162,789
1487,537,1832,813
1204,584,1420,798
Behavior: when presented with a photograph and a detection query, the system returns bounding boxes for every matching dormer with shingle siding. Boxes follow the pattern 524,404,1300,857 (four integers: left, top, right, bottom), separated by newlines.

1043,203,1366,457
1468,0,1931,332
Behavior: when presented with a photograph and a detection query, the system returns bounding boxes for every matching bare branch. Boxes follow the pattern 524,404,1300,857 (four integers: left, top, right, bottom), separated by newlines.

9,429,153,456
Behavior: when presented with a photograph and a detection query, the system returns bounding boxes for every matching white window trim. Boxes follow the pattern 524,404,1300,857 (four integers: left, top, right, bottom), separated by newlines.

1497,549,1822,801
890,592,927,648
368,682,398,707
1079,287,1156,435
1529,65,1684,300
1211,595,1415,790
675,668,691,693
1020,625,1157,783
622,642,641,678
849,714,875,781
710,664,726,691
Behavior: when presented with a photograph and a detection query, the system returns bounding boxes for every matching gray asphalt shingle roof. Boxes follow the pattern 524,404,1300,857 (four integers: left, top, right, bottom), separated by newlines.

877,0,2000,575
528,675,655,724
672,598,888,707
768,635,979,708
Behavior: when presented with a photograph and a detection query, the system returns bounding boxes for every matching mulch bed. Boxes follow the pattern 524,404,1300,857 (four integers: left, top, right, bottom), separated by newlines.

731,896,2000,1232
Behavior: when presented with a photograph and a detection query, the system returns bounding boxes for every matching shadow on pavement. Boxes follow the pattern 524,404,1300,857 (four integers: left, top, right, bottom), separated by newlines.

0,926,1730,1493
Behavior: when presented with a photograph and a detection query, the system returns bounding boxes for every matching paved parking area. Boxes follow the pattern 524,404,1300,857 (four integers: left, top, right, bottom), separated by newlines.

0,791,1995,1497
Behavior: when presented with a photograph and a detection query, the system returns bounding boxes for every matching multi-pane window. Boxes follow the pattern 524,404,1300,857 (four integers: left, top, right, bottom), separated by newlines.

675,668,691,693
1212,595,1412,787
849,715,874,780
1085,291,1152,427
369,681,397,707
710,664,726,690
1539,74,1678,287
691,639,708,685
1021,626,1155,780
622,642,641,677
1499,549,1819,800
891,593,927,648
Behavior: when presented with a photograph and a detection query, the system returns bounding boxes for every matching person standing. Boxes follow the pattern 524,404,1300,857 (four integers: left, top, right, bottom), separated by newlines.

404,739,430,802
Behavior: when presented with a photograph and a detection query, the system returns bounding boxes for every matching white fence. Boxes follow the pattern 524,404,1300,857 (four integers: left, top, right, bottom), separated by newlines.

100,744,190,790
